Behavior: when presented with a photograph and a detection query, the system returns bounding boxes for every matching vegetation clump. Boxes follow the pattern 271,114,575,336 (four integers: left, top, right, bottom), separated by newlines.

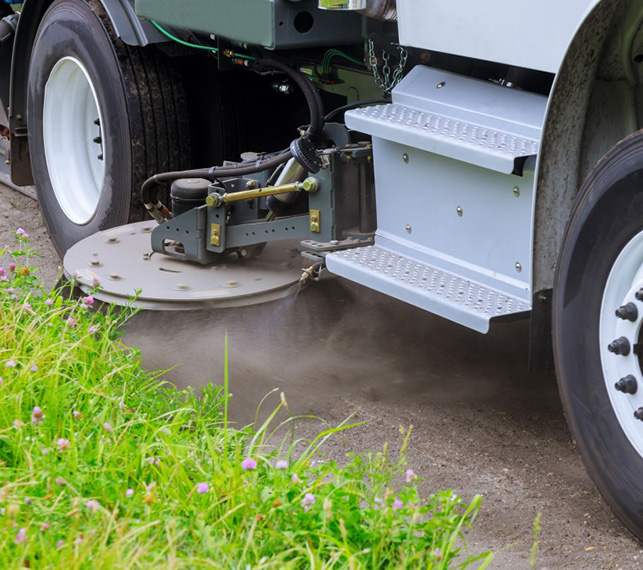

0,232,492,568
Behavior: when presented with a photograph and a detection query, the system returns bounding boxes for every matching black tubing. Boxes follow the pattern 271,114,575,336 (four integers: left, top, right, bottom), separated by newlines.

324,99,388,123
256,58,325,138
140,150,293,214
140,59,325,220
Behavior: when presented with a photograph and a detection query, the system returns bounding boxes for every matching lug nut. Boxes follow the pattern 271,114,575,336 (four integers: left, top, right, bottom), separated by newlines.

608,337,631,356
634,408,643,421
615,375,638,394
93,136,102,144
636,289,643,301
616,302,638,321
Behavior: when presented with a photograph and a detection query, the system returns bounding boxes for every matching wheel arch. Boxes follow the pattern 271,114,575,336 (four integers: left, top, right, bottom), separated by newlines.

8,0,164,185
534,0,643,294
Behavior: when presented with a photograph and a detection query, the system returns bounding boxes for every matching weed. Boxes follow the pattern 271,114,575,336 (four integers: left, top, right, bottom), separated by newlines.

0,234,493,568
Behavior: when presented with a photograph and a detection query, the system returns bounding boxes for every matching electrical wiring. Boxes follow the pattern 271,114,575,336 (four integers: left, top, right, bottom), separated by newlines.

150,20,256,60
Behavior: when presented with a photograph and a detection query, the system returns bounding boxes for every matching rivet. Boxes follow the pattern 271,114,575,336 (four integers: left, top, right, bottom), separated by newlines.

225,281,238,288
515,262,522,273
107,237,119,244
402,153,409,164
108,273,121,281
436,82,446,89
513,186,520,197
405,224,412,234
175,284,189,291
456,206,463,217
89,260,101,267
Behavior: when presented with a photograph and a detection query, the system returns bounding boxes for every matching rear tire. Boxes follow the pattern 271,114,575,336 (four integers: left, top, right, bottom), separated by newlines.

27,0,191,255
554,130,643,541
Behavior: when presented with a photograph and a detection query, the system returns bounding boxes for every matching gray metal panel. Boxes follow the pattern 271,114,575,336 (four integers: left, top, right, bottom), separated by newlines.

396,0,598,74
326,244,531,334
134,0,363,49
370,138,534,301
136,0,274,47
345,66,546,175
226,216,310,248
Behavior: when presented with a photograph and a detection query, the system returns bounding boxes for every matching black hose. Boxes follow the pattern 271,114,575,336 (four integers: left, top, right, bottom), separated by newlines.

140,150,293,216
256,58,325,138
324,99,388,123
141,58,324,221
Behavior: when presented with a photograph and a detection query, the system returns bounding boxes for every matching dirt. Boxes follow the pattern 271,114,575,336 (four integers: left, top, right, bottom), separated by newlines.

3,182,643,569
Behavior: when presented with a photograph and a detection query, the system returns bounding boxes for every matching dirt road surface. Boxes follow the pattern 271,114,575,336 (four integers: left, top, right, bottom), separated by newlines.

3,182,643,569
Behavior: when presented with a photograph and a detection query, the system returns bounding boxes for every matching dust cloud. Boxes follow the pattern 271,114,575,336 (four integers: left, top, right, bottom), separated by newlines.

123,274,553,427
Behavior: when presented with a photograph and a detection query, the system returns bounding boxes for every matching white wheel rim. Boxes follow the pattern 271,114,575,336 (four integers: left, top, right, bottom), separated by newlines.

43,57,106,225
600,230,643,456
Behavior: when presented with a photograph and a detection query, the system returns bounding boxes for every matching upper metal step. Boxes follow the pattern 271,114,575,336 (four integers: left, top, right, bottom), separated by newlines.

345,66,547,175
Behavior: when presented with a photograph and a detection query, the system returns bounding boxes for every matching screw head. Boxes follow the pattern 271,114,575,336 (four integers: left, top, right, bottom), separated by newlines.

515,262,522,273
436,81,446,89
456,206,463,217
513,186,520,197
402,153,409,164
405,224,412,234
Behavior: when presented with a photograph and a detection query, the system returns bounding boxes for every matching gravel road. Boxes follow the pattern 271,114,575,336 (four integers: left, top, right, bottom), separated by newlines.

3,182,643,569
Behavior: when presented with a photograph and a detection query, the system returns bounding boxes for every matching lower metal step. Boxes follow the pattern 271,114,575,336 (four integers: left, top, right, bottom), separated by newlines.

326,245,531,333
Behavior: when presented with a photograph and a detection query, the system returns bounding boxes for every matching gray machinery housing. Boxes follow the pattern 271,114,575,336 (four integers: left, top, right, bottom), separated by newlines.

135,0,364,49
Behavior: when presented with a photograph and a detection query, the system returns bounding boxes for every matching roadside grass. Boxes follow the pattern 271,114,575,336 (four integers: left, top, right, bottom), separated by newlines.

0,233,494,568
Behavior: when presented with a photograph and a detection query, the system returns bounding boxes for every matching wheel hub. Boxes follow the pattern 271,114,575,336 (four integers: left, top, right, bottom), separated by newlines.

600,230,643,455
43,56,105,225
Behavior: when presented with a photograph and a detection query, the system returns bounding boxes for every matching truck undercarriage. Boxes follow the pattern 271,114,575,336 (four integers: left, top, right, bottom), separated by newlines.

5,0,643,542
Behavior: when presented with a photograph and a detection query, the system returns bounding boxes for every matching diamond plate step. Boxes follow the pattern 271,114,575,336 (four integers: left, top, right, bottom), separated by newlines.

326,245,531,333
345,66,547,175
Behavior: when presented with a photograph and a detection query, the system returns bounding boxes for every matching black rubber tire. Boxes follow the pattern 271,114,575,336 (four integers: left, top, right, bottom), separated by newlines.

27,0,192,256
553,130,643,541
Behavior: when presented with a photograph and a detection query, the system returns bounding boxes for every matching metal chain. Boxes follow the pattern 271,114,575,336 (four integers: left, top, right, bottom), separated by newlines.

368,38,408,94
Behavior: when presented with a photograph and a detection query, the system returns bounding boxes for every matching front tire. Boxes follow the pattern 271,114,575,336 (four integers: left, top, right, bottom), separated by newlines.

554,130,643,540
27,0,191,255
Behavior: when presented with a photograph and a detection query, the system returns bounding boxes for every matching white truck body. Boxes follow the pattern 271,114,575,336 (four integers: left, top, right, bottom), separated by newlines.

398,0,599,73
